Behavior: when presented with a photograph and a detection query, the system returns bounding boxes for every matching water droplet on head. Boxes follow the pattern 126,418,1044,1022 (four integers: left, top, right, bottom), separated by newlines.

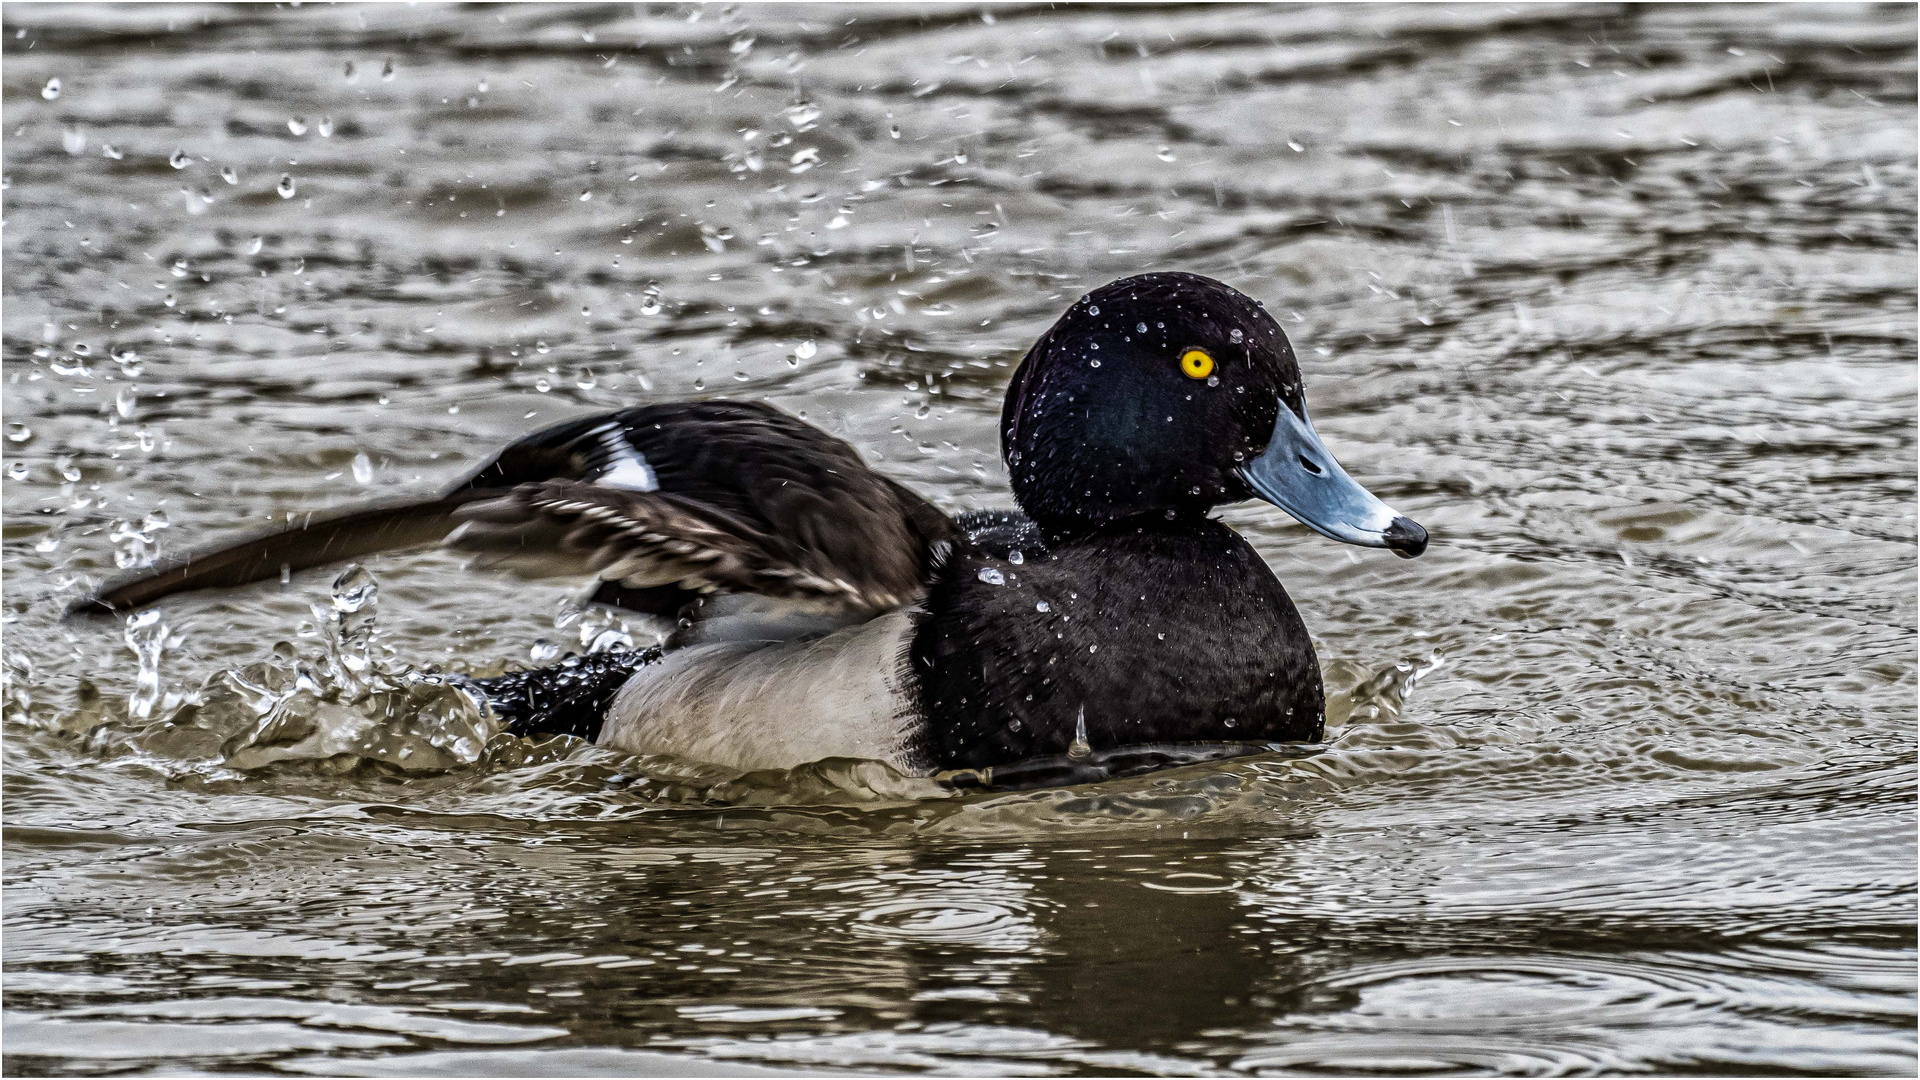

1088,304,1100,316
1008,549,1024,565
977,567,1006,586
1230,328,1244,343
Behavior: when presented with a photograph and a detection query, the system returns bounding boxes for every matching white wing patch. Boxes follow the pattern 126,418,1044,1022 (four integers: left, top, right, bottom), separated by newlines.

591,424,658,492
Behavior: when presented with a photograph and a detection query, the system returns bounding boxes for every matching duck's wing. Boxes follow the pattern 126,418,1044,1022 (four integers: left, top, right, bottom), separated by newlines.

73,401,960,620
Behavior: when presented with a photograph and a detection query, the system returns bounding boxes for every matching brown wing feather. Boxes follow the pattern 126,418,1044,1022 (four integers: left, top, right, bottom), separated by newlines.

69,401,958,621
450,480,933,615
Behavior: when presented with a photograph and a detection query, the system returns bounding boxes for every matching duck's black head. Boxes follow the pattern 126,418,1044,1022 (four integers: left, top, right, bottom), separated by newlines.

1001,272,1426,556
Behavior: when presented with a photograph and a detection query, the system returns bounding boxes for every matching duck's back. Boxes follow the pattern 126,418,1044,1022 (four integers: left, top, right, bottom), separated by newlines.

911,516,1323,772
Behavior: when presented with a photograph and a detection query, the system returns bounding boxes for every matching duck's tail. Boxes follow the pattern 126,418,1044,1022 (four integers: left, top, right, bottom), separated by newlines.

463,647,661,742
67,495,485,618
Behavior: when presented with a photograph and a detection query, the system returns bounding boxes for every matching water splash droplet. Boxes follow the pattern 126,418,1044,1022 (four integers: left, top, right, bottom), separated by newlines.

5,423,31,444
276,174,296,199
351,451,373,485
287,116,308,136
124,609,166,719
529,638,561,663
331,563,377,614
169,149,191,169
317,116,334,138
1068,706,1091,758
246,235,264,255
42,77,62,100
220,165,238,185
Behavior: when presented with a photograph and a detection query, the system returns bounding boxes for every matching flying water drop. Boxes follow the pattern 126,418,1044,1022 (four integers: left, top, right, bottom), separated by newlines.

277,173,296,198
351,451,373,485
169,149,191,169
42,77,61,100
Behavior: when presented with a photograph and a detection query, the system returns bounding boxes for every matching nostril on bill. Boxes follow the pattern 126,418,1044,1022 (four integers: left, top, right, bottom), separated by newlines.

1297,455,1323,475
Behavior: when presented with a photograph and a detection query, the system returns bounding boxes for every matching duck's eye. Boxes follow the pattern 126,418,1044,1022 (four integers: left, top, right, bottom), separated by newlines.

1180,349,1215,380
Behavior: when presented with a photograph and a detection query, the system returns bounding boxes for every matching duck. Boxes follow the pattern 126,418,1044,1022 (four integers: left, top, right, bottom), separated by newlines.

75,272,1427,787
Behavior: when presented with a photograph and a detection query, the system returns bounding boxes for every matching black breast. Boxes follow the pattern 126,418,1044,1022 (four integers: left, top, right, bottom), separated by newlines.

909,516,1323,771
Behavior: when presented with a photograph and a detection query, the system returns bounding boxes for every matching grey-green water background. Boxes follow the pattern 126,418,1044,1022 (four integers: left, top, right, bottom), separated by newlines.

3,3,1915,1075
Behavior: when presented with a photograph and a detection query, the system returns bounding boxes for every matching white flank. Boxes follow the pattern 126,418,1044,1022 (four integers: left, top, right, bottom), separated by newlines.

599,610,925,774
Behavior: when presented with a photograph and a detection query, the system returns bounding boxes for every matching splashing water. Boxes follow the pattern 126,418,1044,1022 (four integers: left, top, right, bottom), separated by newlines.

122,610,166,719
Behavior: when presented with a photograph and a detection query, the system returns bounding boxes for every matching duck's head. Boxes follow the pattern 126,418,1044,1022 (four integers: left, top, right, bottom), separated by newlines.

1001,271,1426,557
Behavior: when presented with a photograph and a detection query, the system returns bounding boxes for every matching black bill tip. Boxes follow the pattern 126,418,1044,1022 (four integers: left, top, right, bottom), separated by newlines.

1383,516,1428,559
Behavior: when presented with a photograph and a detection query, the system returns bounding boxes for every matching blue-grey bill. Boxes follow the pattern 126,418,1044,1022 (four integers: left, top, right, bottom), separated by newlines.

1239,403,1428,558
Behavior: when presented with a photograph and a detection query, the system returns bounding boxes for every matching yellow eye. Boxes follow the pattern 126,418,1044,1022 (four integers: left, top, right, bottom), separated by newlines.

1180,349,1214,379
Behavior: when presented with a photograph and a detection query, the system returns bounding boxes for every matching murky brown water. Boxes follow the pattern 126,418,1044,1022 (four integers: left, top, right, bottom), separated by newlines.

4,3,1916,1075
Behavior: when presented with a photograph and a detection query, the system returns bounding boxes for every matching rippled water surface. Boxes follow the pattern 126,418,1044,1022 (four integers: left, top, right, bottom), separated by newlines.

4,3,1916,1075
